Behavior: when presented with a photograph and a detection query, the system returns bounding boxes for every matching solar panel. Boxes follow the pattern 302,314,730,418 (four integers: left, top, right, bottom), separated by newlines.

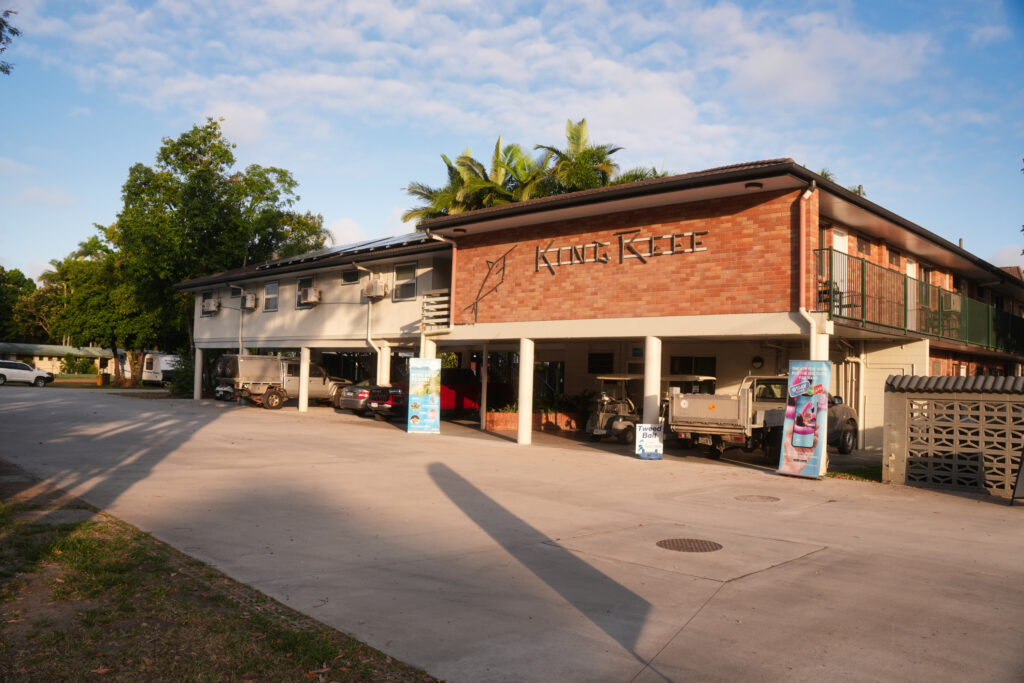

255,232,433,270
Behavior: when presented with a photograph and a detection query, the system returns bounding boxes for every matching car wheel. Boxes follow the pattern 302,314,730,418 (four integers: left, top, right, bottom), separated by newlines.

33,377,46,387
0,374,6,385
619,425,635,445
263,390,284,410
838,420,857,454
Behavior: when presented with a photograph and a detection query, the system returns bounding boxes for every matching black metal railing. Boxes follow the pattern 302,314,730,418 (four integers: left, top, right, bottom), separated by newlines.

815,248,1024,355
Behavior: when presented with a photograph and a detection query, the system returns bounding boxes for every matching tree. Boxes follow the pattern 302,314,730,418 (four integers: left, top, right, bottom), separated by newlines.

536,118,622,193
0,266,35,341
110,118,333,350
1,9,20,76
403,120,666,225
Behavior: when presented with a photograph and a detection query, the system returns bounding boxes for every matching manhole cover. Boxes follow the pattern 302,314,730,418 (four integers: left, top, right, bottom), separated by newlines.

656,538,723,553
734,495,780,503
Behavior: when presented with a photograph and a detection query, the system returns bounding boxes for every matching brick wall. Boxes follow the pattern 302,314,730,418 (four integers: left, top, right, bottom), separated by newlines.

453,189,812,325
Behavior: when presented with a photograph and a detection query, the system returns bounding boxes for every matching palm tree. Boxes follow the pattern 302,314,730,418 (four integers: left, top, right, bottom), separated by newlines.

535,118,622,193
404,139,551,224
402,154,470,223
403,119,668,225
458,138,551,207
611,166,668,185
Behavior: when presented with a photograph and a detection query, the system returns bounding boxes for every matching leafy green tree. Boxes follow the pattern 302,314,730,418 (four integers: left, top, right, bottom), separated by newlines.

110,118,333,349
536,118,622,193
48,236,154,383
0,266,36,341
403,119,666,224
16,259,73,344
1,9,20,76
456,138,552,208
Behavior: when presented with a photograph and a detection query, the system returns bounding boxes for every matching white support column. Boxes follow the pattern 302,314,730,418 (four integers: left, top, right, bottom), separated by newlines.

517,338,534,445
642,336,662,425
377,342,391,385
810,332,830,361
479,344,489,430
192,347,203,400
298,346,310,412
421,337,437,359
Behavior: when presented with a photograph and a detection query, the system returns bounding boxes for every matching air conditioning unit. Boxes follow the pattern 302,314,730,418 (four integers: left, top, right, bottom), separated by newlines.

201,299,221,314
298,287,321,305
241,293,257,310
363,278,388,299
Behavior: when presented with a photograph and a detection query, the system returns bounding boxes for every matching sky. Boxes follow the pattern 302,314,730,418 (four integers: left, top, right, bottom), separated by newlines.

1,0,1022,282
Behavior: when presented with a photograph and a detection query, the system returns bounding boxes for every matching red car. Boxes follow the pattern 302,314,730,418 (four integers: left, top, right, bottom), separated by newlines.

365,369,512,421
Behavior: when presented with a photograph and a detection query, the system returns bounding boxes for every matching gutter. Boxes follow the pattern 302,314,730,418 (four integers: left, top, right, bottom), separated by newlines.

797,181,818,350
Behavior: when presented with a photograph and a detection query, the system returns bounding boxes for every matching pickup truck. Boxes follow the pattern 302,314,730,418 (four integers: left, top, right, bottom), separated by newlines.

666,375,858,458
214,354,350,409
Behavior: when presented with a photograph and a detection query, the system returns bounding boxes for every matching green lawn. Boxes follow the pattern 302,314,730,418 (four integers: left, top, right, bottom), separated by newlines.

0,459,439,682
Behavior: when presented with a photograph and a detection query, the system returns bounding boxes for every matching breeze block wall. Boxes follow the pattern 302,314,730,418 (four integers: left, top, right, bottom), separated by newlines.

453,189,806,325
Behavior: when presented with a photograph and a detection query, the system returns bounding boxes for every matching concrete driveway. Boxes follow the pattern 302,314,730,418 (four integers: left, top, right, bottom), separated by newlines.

2,387,1023,682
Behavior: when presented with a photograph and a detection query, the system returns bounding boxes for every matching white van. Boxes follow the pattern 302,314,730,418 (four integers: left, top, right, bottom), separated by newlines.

141,352,180,386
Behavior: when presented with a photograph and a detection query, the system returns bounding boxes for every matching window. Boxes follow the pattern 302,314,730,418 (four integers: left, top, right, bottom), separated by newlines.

230,286,242,298
341,270,360,285
201,290,215,317
855,235,870,255
145,356,154,371
295,276,314,309
888,249,900,267
587,352,614,374
670,356,716,376
393,263,417,301
264,282,279,312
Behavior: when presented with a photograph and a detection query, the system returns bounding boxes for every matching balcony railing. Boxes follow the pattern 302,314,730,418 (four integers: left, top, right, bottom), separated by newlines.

420,289,451,332
815,248,1024,356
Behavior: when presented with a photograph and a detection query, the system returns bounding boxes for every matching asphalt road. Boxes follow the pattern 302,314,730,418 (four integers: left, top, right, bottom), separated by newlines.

2,387,1023,682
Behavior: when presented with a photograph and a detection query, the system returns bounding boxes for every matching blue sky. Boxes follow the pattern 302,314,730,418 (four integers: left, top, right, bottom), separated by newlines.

2,0,1022,282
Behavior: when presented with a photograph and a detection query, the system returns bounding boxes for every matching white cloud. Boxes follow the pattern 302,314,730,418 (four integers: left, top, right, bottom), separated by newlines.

329,217,368,245
0,158,36,176
68,106,92,117
970,24,1011,46
205,101,270,146
4,187,77,207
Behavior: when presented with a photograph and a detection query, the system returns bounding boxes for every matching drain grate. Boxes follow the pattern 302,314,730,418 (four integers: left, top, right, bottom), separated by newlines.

656,538,723,553
734,494,780,503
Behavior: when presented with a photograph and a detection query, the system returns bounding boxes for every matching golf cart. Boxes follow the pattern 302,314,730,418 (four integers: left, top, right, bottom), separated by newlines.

586,374,715,445
586,375,642,444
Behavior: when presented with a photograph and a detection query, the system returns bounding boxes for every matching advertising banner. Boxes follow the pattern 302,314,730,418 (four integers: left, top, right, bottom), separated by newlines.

407,357,442,434
777,360,831,478
635,423,664,460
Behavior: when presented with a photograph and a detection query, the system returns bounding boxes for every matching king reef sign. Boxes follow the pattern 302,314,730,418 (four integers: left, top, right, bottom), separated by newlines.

535,229,708,275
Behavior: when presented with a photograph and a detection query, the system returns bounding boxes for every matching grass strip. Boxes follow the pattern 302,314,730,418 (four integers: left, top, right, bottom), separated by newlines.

0,466,440,682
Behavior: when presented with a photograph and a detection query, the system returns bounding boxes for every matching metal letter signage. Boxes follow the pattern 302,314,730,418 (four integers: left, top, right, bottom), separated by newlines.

536,230,707,275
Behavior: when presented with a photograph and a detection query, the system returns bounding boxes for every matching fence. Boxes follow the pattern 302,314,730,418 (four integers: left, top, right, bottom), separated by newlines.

883,375,1024,498
815,249,1024,355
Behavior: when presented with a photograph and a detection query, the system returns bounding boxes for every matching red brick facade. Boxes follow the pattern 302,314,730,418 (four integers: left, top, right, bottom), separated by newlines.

453,189,815,325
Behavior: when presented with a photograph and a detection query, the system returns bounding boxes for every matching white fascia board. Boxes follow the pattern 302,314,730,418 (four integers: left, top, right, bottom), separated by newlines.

437,312,808,342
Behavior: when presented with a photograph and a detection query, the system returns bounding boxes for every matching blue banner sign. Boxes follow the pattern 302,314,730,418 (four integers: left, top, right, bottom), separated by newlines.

778,360,831,478
407,357,442,434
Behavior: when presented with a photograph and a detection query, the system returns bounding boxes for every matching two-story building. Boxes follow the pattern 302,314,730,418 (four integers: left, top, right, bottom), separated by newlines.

179,158,1024,450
